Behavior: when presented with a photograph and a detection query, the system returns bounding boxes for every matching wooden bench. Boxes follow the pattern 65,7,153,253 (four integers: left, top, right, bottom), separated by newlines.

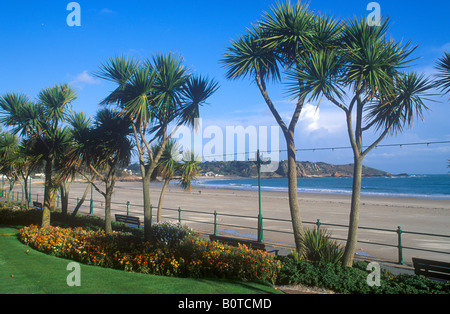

412,257,450,282
209,234,279,255
115,214,140,228
33,201,43,210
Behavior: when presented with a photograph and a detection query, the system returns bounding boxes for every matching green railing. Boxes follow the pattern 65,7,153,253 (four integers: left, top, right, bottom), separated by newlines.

75,197,450,265
3,188,450,265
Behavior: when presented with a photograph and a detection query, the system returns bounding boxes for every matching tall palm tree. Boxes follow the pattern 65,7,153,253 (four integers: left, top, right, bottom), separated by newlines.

221,1,341,251
153,138,182,222
290,17,434,266
179,150,201,193
95,53,219,240
53,112,92,219
0,132,20,202
17,138,43,208
0,85,77,227
63,112,95,218
434,52,450,170
435,52,450,98
70,109,134,234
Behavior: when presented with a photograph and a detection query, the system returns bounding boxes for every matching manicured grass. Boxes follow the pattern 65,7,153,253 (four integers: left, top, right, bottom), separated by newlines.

0,226,280,294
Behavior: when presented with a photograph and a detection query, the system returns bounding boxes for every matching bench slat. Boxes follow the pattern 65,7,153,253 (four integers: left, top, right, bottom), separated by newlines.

115,214,140,228
209,234,279,255
210,234,264,249
33,201,43,210
412,258,450,281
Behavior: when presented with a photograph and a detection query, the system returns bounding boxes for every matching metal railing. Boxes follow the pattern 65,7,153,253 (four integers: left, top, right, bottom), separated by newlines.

2,187,450,265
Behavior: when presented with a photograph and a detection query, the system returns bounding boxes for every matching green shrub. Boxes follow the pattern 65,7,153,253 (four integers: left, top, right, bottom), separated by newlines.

0,207,42,226
290,227,343,264
278,257,450,294
150,221,193,248
0,206,142,236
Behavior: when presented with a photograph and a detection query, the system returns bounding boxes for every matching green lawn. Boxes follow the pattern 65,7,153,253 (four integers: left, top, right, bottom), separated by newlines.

0,226,280,294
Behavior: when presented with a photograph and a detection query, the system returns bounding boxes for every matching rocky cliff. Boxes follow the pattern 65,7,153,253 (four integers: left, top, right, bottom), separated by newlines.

199,160,392,178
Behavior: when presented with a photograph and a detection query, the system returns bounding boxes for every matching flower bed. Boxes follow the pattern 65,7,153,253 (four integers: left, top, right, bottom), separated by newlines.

17,225,281,283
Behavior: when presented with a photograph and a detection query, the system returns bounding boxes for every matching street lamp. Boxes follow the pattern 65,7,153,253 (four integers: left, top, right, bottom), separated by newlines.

250,149,271,243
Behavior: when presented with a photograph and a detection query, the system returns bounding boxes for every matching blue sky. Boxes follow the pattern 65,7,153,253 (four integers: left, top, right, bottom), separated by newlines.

0,0,449,174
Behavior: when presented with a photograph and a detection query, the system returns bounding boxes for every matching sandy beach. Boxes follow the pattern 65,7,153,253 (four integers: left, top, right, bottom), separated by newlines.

23,178,450,266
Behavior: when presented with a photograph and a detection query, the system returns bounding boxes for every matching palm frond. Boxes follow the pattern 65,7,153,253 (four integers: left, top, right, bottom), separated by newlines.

38,83,77,122
286,48,346,103
434,52,450,97
178,75,219,129
258,0,315,65
365,72,434,135
221,27,281,82
121,67,157,124
94,55,139,86
0,92,42,136
179,150,200,192
341,17,417,98
144,53,190,127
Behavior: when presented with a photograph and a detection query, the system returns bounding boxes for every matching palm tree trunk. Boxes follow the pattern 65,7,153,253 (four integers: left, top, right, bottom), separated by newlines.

42,160,53,228
104,190,113,234
157,179,170,223
71,183,91,217
23,176,29,209
342,155,364,267
20,182,25,205
60,184,69,218
6,180,13,203
286,132,303,252
255,75,304,251
143,173,152,241
104,173,117,235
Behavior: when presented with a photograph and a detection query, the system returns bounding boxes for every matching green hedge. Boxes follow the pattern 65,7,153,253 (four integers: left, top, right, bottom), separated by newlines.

278,256,450,294
0,205,142,235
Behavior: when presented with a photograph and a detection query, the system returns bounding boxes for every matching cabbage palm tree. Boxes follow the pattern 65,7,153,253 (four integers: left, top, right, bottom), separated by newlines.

95,53,218,240
153,138,181,222
290,17,434,266
222,1,341,251
0,132,20,202
70,108,134,234
0,85,77,227
434,53,450,170
435,52,450,98
179,150,201,193
54,111,93,219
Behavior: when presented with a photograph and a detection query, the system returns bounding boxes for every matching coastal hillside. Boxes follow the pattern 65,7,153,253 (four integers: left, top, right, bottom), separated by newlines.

199,160,392,178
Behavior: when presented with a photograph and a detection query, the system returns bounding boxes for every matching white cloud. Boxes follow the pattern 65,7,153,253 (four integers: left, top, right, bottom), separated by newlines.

299,103,320,132
298,103,346,135
99,8,116,16
71,70,101,86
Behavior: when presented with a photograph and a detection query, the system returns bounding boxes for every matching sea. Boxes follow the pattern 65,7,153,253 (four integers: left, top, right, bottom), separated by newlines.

193,174,450,200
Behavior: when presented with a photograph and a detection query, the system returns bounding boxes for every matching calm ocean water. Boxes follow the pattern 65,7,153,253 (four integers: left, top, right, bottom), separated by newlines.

194,174,450,199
